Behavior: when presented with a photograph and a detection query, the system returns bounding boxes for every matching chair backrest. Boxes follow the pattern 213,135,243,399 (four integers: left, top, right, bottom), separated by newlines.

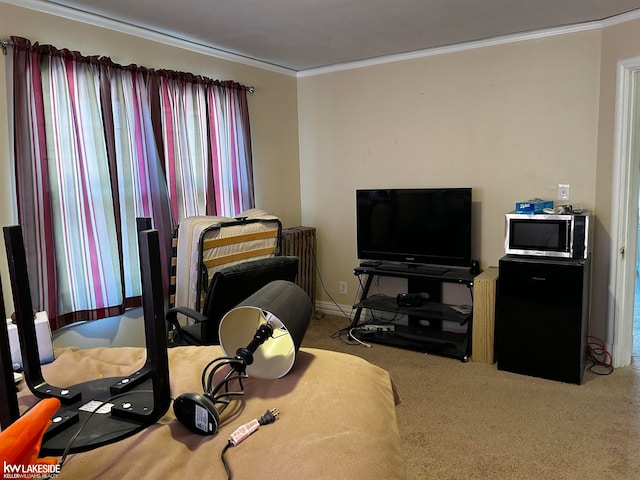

198,256,299,344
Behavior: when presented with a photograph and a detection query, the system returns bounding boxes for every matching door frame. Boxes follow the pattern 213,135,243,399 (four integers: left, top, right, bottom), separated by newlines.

609,56,640,367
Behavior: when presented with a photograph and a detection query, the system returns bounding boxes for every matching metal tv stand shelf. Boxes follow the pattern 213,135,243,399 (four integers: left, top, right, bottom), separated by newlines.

351,262,476,361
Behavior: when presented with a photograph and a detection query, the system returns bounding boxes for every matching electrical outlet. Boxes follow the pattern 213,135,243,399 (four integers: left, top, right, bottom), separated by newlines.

339,281,348,295
558,184,570,201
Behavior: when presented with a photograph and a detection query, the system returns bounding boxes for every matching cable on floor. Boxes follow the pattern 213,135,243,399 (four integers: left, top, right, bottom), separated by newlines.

586,336,613,375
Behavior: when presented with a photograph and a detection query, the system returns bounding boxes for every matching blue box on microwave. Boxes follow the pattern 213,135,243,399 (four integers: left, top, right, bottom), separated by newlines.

515,199,554,214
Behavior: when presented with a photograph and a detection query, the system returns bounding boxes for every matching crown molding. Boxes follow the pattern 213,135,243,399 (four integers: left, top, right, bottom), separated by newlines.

601,7,640,27
4,0,640,78
298,9,640,77
298,21,607,77
1,0,297,77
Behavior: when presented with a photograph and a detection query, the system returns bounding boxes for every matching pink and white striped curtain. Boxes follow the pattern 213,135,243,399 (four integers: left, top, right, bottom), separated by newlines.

158,74,254,219
11,37,254,328
208,83,255,217
106,66,173,300
159,74,209,220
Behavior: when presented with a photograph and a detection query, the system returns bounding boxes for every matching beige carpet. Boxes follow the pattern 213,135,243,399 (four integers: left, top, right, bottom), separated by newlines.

301,314,640,480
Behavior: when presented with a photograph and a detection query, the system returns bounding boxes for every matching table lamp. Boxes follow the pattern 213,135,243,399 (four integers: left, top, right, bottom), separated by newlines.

173,280,312,434
219,279,312,379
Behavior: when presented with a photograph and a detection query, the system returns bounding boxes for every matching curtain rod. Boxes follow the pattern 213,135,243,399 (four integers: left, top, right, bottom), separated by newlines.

0,38,255,93
1,39,12,55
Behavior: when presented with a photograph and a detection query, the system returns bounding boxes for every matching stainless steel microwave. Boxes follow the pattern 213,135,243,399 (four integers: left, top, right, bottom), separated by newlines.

504,212,591,259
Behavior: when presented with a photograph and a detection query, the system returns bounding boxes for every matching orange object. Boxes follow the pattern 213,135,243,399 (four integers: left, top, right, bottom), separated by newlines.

0,397,61,479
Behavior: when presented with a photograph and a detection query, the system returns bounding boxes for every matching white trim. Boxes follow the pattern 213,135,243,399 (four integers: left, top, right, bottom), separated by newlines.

601,8,640,28
314,300,354,320
1,0,297,76
298,9,640,77
298,20,604,77
609,55,640,367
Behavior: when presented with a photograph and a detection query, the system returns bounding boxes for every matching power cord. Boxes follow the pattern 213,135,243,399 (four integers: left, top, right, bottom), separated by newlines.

201,355,249,415
220,408,279,479
348,328,371,348
587,336,613,375
58,390,154,469
314,250,355,320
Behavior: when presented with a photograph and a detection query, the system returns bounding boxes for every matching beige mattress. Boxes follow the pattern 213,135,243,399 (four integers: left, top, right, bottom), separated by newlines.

174,213,281,316
17,345,406,479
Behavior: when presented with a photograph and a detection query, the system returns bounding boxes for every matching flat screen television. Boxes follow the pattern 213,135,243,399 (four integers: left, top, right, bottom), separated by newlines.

356,188,472,268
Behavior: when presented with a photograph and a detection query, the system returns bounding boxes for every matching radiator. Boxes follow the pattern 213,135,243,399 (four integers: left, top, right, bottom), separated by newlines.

282,226,316,308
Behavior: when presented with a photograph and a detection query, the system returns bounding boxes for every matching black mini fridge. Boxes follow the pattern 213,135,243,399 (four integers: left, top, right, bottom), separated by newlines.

495,255,591,384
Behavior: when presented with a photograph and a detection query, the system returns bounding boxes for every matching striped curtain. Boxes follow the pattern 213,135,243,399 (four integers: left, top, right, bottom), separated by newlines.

106,67,172,299
159,75,255,219
159,74,209,220
208,82,255,217
42,52,123,317
11,37,254,328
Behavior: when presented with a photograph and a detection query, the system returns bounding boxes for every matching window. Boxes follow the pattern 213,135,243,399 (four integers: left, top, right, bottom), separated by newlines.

11,37,254,327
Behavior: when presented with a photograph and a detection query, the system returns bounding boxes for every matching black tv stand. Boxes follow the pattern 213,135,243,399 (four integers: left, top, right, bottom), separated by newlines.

350,262,476,361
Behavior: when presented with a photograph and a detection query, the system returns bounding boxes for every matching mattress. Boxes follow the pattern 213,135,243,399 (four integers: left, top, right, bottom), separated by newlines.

174,212,281,317
16,345,407,479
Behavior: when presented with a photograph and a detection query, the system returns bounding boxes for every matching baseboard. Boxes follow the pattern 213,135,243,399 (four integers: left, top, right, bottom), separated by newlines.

314,300,353,319
611,341,628,368
314,300,402,324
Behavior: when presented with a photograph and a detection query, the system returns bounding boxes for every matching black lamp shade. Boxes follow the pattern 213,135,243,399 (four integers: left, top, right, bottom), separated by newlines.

218,280,312,379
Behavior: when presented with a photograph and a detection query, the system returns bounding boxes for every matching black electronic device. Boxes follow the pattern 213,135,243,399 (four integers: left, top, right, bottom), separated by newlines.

356,188,472,268
396,292,429,307
173,392,220,435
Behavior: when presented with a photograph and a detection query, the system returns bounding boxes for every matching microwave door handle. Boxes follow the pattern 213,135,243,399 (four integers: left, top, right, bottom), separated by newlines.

565,222,571,253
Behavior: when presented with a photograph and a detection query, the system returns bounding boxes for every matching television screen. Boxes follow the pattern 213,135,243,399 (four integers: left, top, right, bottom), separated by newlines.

356,188,472,267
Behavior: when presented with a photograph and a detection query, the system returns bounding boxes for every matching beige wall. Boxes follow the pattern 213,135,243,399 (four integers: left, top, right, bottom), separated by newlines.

591,17,640,339
298,31,602,315
0,3,301,315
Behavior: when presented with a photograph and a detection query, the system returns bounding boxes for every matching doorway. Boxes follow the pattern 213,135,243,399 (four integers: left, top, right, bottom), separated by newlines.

611,59,640,367
635,220,640,358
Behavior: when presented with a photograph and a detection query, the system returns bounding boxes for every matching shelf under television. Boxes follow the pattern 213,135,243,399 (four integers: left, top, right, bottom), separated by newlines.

353,294,471,325
354,262,475,284
351,324,469,360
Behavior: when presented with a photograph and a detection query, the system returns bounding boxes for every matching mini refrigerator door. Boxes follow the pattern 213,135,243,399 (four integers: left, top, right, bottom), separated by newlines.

495,255,590,384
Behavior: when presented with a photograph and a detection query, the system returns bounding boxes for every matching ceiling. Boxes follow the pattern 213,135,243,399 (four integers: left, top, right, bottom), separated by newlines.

37,0,640,71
